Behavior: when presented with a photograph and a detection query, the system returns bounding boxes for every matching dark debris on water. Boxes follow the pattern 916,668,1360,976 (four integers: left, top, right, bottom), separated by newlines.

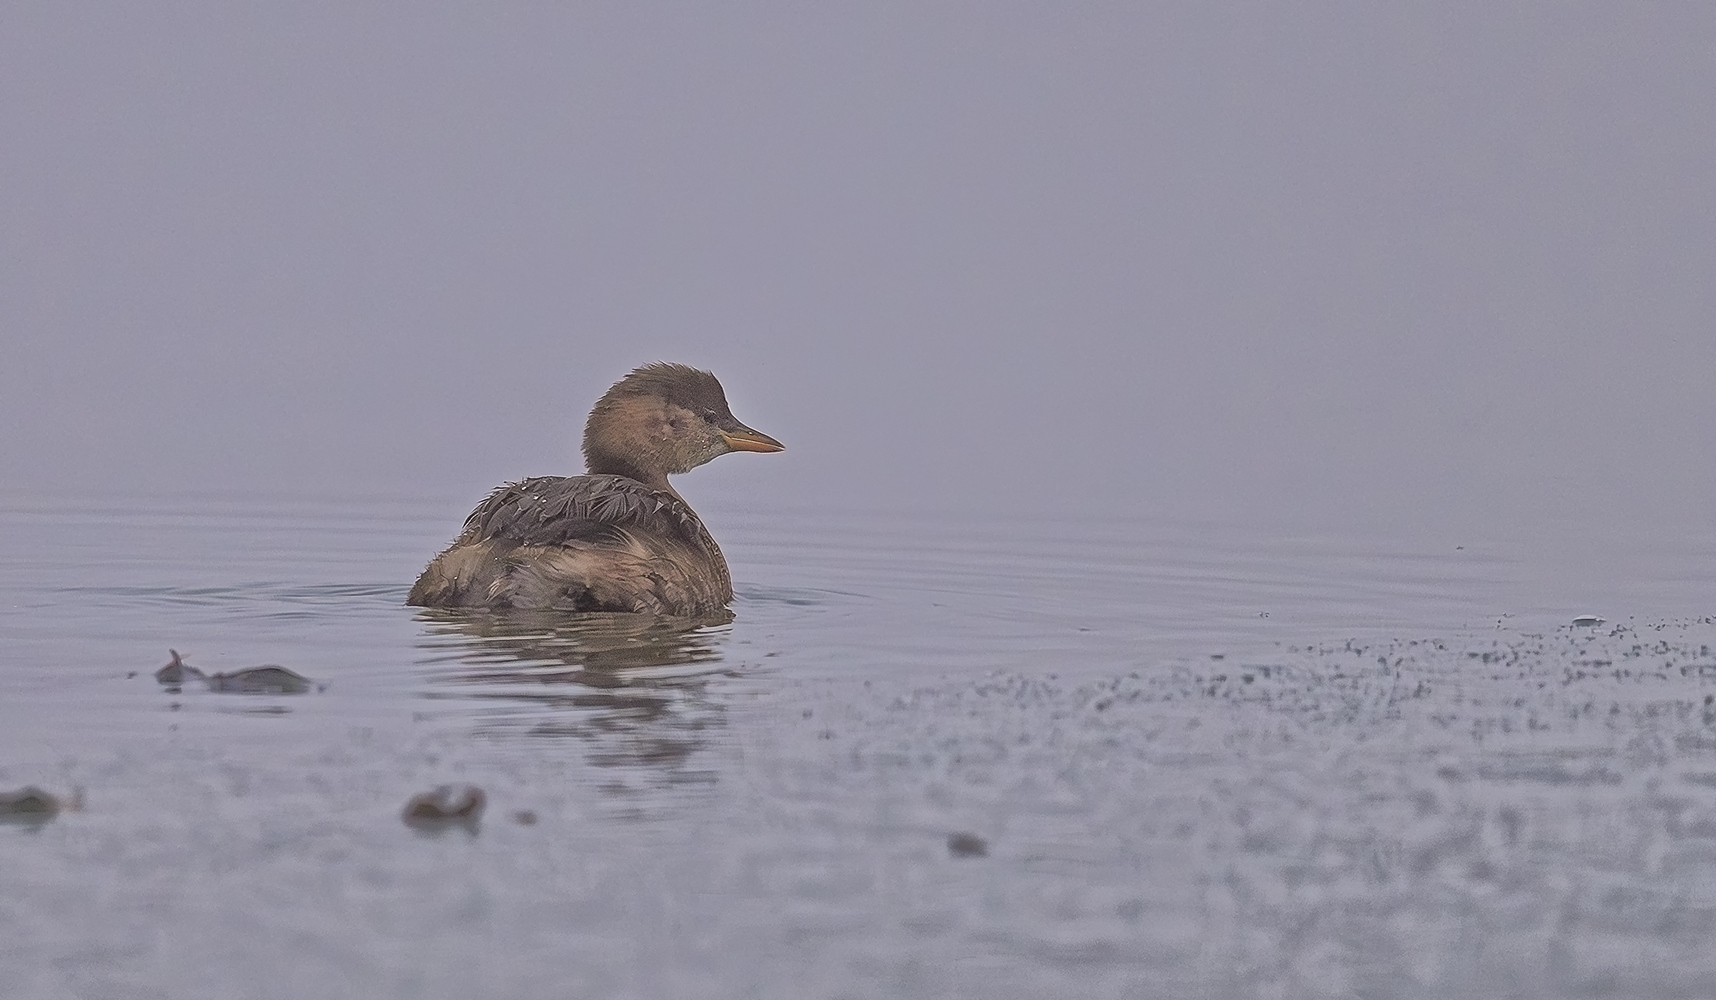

947,832,989,858
402,784,487,829
154,650,319,694
0,786,80,821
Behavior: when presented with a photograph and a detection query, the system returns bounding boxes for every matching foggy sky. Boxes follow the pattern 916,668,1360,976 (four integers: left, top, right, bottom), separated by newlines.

3,3,1713,537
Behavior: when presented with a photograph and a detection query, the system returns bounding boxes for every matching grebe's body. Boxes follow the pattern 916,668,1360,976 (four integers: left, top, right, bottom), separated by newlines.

407,363,781,614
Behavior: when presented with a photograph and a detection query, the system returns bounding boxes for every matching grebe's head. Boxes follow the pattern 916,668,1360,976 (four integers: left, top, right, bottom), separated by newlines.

582,363,783,488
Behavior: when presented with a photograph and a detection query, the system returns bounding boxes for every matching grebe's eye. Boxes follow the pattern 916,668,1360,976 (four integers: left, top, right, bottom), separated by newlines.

702,411,718,424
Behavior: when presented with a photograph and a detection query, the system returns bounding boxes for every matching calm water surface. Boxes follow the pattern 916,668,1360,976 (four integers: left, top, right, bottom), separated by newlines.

3,492,1716,999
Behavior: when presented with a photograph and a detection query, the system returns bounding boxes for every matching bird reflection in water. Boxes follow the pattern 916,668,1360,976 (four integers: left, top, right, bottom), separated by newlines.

414,608,736,781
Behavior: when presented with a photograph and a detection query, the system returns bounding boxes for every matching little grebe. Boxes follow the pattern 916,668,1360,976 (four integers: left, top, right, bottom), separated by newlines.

407,363,783,614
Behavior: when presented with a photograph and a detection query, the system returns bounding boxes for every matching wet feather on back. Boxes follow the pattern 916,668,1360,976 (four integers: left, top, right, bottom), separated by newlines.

460,476,706,548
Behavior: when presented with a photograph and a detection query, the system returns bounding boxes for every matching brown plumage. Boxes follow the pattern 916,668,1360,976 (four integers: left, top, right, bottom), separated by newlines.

407,363,783,614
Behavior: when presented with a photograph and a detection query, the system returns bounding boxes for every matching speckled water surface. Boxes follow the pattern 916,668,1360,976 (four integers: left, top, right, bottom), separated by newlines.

3,492,1716,1000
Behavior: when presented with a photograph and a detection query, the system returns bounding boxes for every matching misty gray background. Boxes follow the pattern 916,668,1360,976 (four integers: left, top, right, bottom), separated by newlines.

3,3,1713,536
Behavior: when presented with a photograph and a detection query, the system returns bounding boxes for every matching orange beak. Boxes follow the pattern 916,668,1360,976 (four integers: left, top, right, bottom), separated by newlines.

720,426,785,453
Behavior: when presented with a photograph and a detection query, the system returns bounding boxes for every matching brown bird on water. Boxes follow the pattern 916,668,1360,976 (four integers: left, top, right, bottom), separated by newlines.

407,363,783,614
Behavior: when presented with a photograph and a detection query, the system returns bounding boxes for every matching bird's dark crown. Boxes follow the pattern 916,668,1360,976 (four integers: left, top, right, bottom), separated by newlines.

599,362,732,418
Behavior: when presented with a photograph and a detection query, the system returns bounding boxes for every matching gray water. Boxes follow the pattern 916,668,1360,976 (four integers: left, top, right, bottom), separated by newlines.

3,493,1716,1000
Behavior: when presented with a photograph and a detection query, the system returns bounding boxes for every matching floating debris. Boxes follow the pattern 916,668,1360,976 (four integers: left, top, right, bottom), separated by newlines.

947,831,989,858
155,649,205,686
0,786,79,821
1572,615,1606,627
512,809,538,826
152,651,315,694
203,666,313,694
402,785,486,828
